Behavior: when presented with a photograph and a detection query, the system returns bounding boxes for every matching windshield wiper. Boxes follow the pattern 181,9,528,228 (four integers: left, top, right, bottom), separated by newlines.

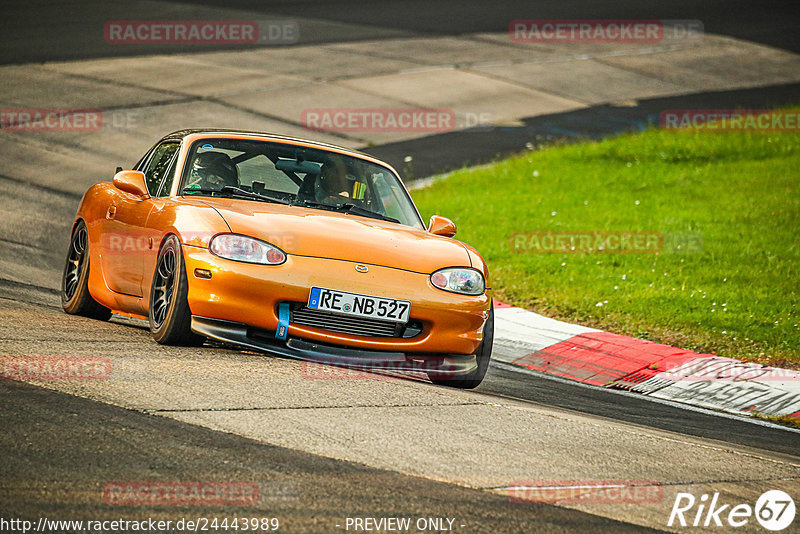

339,203,400,223
221,186,290,205
297,200,400,224
183,186,289,205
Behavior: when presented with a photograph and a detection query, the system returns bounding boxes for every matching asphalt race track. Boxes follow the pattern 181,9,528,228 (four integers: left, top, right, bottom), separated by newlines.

1,0,798,64
1,1,799,532
2,378,655,533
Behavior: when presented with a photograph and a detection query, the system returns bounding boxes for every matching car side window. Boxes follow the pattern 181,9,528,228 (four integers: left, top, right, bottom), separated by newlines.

155,150,180,197
143,142,180,195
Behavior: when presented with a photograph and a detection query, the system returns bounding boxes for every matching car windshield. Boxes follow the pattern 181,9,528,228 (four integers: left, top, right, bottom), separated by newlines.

180,138,424,229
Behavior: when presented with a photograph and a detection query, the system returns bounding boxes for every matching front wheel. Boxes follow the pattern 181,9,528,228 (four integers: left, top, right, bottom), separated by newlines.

61,220,112,320
149,235,204,346
427,305,494,389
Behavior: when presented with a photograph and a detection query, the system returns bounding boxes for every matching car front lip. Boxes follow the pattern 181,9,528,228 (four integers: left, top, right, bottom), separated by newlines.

191,315,479,376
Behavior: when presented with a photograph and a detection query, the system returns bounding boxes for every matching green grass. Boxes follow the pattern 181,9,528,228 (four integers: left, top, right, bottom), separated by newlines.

411,123,800,368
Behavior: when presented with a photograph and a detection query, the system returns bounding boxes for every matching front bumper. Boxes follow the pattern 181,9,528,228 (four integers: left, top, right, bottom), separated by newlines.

183,247,490,355
191,315,479,376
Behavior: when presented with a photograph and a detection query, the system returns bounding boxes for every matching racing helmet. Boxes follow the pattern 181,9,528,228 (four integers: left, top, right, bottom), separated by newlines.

189,152,238,190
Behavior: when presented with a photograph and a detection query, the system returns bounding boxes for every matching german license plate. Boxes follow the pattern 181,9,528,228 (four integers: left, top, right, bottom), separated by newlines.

307,287,410,323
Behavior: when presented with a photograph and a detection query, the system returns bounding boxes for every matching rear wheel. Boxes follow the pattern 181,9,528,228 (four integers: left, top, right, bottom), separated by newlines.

61,220,112,320
427,305,494,389
149,235,204,346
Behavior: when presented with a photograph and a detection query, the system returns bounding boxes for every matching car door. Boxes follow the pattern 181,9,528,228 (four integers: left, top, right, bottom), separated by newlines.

139,146,183,300
100,141,180,297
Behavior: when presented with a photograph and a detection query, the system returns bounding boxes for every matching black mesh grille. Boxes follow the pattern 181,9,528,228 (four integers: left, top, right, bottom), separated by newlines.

291,306,400,337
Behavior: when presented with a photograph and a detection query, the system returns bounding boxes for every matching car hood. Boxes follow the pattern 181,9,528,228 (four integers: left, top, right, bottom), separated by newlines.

203,200,471,273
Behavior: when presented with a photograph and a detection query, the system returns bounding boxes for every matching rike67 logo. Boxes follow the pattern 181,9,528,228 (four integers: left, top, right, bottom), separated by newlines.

669,490,795,531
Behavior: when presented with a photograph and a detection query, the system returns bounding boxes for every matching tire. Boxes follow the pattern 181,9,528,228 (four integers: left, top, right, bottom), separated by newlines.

427,305,494,389
149,235,204,346
61,220,112,320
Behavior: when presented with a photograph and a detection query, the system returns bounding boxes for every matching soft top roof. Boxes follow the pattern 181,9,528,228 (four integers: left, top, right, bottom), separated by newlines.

159,129,371,159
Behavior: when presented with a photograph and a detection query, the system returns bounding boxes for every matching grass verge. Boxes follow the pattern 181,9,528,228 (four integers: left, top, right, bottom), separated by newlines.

411,123,799,368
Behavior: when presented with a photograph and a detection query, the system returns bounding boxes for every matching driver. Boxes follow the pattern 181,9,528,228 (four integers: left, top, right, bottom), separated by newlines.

315,159,351,203
187,152,238,191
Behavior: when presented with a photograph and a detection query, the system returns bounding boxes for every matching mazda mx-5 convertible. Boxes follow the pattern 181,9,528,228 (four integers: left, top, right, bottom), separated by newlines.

62,130,493,388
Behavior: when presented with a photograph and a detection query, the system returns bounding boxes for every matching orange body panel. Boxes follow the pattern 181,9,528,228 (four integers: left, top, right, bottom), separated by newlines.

74,132,492,356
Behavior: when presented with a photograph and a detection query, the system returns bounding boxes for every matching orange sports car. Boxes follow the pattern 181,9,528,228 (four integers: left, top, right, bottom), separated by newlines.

62,130,493,388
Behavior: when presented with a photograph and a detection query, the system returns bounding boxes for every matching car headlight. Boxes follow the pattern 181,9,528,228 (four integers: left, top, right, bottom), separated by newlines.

209,234,286,265
430,267,485,295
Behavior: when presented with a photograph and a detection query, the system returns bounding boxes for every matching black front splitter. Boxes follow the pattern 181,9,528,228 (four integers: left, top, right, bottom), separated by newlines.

190,315,478,376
